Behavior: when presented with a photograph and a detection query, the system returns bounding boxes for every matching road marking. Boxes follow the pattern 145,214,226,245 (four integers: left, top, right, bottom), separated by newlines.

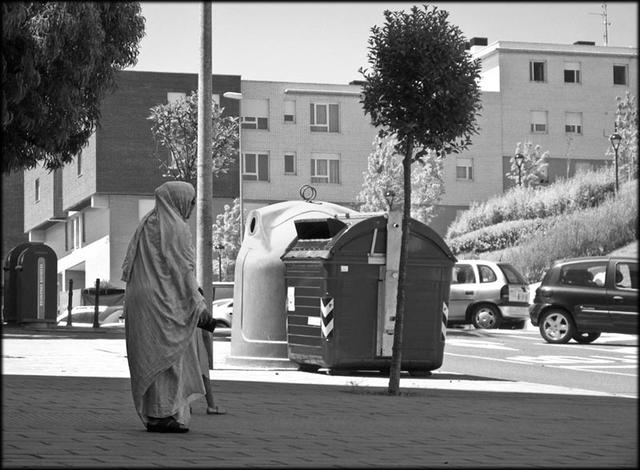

445,351,638,378
446,338,519,351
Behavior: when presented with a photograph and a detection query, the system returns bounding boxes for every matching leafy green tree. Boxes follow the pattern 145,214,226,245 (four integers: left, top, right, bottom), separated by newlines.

212,198,241,281
360,4,481,394
1,2,145,173
608,91,638,183
508,142,550,188
357,134,444,224
148,91,238,187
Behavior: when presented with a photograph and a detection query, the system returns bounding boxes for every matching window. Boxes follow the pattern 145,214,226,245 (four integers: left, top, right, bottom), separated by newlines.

529,61,546,82
478,265,497,283
34,178,40,202
241,99,269,130
66,213,85,251
284,152,296,175
284,100,296,123
310,154,340,183
310,103,339,132
77,154,82,176
452,264,476,284
167,92,186,104
565,112,583,134
614,262,638,290
455,158,473,181
243,153,269,181
613,65,628,85
530,110,548,134
560,262,607,288
564,62,581,83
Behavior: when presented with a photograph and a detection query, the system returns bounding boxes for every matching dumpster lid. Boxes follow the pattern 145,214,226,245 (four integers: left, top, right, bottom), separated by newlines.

283,213,456,262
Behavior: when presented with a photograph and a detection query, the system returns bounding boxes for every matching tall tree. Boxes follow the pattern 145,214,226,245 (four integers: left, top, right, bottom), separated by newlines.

148,91,238,187
357,134,444,224
507,142,550,188
608,91,638,183
212,198,241,281
360,5,481,394
1,2,145,173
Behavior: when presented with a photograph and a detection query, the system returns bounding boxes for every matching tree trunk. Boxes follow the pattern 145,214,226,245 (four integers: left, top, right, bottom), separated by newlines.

196,2,214,365
388,139,413,395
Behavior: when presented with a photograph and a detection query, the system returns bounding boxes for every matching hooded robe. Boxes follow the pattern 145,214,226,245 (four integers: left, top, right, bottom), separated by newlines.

121,181,207,427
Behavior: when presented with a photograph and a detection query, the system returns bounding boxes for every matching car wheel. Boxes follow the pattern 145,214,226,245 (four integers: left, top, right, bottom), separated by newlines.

539,309,574,344
471,304,502,329
572,332,601,344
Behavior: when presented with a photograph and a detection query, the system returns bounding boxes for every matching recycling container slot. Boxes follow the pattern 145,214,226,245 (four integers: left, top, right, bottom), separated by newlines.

294,218,346,240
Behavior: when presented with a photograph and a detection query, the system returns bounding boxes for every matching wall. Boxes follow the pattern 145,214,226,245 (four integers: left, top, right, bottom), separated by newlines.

1,172,27,270
240,81,377,207
95,71,241,198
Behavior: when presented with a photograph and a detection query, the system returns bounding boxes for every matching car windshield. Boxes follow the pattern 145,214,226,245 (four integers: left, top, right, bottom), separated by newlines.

498,263,527,284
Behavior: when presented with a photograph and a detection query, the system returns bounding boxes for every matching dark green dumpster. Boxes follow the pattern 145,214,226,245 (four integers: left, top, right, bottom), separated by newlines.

4,242,58,326
282,214,455,374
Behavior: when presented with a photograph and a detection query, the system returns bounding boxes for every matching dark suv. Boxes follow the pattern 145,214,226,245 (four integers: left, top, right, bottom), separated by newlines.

530,256,638,343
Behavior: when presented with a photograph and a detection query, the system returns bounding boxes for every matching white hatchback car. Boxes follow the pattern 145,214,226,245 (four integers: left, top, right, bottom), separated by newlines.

211,298,233,327
448,260,530,329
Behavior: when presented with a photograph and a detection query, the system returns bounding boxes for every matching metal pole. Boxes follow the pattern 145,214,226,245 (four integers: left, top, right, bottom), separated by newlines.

66,278,73,326
614,147,619,194
197,2,214,368
92,278,100,328
518,166,522,186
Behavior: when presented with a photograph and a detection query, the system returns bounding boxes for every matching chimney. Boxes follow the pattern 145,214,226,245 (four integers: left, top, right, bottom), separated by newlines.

465,37,488,54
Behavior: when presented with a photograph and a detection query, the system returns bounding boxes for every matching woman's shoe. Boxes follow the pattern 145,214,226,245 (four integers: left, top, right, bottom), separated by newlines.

146,416,189,433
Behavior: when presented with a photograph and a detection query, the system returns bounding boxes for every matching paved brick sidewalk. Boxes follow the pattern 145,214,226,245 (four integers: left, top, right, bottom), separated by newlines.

2,326,638,467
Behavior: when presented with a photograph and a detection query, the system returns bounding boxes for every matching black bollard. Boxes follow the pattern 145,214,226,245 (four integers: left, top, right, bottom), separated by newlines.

66,279,73,327
93,278,100,328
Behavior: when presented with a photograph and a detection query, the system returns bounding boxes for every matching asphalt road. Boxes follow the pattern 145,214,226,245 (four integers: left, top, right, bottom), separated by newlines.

442,327,637,398
3,324,636,398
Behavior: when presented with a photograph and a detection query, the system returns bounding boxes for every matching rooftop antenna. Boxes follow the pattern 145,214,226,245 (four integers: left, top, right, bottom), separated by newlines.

589,2,611,46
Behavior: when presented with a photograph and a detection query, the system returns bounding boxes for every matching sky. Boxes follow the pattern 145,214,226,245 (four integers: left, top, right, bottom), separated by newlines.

129,2,639,84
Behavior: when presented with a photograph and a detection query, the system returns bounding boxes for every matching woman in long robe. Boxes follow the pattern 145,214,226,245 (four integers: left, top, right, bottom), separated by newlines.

121,181,208,433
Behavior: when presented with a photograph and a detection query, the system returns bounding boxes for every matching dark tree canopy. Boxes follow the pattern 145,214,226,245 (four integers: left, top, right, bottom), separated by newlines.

1,2,145,173
360,4,482,159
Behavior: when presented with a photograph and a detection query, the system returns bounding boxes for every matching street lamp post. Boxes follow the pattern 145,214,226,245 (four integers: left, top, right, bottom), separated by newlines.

223,91,244,241
515,152,525,187
609,130,622,194
215,243,224,281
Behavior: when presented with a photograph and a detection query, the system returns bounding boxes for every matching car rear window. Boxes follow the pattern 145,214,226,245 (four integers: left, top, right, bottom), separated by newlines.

559,262,607,288
497,263,527,284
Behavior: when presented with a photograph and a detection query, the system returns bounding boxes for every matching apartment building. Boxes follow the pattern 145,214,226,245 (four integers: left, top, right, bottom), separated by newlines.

236,80,376,213
19,71,241,293
6,39,637,302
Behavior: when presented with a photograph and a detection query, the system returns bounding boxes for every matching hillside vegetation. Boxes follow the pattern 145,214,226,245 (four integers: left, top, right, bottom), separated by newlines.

444,167,638,282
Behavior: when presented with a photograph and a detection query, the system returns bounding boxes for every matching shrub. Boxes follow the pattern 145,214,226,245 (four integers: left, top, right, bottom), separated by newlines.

446,166,615,239
479,179,638,282
446,217,553,254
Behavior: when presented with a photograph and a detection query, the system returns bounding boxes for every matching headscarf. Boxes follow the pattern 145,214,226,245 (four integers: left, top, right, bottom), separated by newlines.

121,181,196,283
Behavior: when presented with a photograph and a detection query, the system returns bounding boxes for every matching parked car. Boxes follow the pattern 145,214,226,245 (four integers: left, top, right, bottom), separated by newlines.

211,298,233,327
57,305,124,328
448,260,530,329
530,256,638,344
